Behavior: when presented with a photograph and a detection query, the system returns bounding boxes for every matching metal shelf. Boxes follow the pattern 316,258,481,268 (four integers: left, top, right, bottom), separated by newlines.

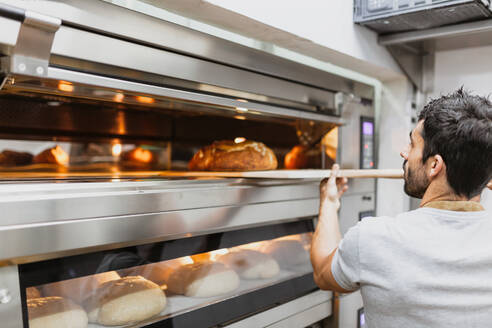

378,18,492,92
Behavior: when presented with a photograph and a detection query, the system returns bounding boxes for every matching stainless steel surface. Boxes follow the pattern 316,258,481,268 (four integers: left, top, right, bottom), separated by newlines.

2,9,60,79
379,16,492,46
47,25,336,111
386,44,430,92
4,68,345,125
339,193,375,235
0,0,374,100
0,265,22,328
379,16,492,91
0,179,318,226
225,290,332,328
0,179,319,263
339,100,376,195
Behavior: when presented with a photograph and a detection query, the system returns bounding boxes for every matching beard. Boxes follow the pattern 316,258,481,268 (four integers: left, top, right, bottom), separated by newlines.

403,160,429,199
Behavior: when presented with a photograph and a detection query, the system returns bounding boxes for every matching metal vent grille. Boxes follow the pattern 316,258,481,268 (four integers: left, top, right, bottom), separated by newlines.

354,0,492,34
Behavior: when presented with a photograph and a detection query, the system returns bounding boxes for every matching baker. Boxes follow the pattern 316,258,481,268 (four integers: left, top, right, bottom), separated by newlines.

311,88,492,327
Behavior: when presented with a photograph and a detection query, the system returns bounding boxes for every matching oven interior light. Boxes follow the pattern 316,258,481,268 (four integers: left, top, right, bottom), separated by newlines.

235,107,248,113
58,81,74,92
234,137,246,144
113,93,124,102
234,115,246,120
111,143,122,156
136,96,155,104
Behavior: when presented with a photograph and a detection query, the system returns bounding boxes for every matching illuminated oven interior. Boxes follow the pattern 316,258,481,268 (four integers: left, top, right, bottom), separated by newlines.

0,95,338,180
21,227,314,327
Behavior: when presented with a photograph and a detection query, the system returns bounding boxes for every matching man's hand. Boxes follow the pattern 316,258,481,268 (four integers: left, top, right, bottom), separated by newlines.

320,164,349,210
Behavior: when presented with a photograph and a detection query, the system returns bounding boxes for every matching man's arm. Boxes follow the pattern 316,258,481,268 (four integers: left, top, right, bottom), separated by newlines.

310,164,352,293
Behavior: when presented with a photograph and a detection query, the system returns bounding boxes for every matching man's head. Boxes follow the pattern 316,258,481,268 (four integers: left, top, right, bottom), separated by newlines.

400,88,492,199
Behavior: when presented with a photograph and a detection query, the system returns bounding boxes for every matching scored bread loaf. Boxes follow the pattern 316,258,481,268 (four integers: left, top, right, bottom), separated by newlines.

164,261,240,298
188,140,277,171
84,276,166,326
217,249,279,279
28,296,88,328
43,271,120,304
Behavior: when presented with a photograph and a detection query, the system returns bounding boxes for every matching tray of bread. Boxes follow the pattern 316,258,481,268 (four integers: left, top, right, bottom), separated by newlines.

26,234,314,328
0,139,403,180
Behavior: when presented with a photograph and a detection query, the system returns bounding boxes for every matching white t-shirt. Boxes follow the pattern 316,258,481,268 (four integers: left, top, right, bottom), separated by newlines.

332,206,492,328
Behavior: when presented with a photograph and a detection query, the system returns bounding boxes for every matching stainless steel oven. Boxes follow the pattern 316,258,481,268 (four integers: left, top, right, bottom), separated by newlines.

0,1,375,327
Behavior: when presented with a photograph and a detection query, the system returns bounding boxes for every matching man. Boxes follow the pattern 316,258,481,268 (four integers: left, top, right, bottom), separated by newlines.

311,89,492,327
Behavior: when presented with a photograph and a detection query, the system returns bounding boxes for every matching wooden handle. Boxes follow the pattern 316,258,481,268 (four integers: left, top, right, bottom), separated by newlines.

336,169,404,179
0,169,405,180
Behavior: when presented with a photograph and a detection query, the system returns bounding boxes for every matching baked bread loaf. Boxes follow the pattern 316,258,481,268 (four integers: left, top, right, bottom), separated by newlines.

33,146,69,166
284,145,309,169
43,271,120,304
84,276,166,326
217,249,279,279
28,296,88,328
0,150,33,166
263,240,310,268
26,287,42,299
284,145,335,169
188,140,277,171
164,261,240,297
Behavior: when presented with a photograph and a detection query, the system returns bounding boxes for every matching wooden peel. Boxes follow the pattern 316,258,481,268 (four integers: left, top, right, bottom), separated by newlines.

0,169,404,180
155,169,405,179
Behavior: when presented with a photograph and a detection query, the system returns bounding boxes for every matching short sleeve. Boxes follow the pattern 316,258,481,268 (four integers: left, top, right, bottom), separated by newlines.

331,223,361,291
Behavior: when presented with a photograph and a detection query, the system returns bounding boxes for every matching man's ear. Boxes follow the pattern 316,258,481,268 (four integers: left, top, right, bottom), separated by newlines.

428,154,445,179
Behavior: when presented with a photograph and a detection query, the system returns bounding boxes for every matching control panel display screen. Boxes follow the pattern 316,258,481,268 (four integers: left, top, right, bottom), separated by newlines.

360,117,375,169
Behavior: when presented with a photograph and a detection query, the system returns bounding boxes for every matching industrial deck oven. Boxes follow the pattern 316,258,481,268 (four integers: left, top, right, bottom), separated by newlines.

0,1,376,327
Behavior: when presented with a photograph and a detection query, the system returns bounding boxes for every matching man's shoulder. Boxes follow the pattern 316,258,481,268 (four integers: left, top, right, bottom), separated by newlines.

356,209,421,237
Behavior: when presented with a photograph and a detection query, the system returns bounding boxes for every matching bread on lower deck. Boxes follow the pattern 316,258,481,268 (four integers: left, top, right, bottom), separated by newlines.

83,276,166,326
27,296,88,328
217,249,280,279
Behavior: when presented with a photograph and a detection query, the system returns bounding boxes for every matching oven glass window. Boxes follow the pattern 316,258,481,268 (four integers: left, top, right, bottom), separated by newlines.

25,232,313,328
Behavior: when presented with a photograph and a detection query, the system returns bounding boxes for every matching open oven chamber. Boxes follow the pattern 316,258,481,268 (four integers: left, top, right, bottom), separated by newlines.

0,1,375,327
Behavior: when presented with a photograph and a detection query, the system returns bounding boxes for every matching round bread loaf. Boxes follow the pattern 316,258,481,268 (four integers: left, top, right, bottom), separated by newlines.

26,287,41,299
43,271,120,304
0,150,33,166
284,145,311,169
188,140,277,171
28,296,88,328
165,261,240,298
84,276,166,326
217,249,279,279
33,146,69,166
263,240,310,268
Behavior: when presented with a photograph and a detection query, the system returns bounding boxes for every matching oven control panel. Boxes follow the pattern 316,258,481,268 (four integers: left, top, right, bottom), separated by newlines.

360,117,375,169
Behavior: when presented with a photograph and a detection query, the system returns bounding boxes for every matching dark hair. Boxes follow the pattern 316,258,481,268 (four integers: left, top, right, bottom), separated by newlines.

418,88,492,199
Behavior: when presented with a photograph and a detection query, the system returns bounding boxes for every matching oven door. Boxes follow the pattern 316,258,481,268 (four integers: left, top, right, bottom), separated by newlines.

17,220,323,328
